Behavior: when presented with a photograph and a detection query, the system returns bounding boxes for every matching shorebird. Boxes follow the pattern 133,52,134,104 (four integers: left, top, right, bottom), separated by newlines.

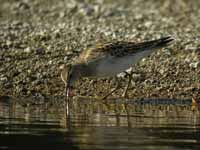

60,37,173,99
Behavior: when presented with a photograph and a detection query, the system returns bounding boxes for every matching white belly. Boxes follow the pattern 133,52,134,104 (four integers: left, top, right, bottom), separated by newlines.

95,50,154,77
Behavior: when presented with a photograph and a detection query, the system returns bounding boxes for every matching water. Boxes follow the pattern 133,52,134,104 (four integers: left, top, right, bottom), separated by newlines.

0,98,200,150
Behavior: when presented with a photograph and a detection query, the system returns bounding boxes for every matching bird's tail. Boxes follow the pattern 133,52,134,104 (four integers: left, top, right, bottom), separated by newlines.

128,36,174,60
140,36,174,50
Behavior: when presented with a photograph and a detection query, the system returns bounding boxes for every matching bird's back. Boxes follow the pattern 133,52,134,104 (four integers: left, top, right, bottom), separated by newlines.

73,37,173,77
76,37,173,65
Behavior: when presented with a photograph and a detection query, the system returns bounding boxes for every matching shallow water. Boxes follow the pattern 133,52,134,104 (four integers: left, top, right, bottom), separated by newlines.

0,98,200,150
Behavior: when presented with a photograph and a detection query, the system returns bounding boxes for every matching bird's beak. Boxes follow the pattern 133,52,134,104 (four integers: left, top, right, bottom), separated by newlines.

66,86,73,97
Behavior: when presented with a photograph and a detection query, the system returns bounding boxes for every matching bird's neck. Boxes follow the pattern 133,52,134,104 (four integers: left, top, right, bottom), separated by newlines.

61,70,67,85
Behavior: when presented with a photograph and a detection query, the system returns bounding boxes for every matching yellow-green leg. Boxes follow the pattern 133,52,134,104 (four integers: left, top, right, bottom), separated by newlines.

122,71,133,98
102,77,121,100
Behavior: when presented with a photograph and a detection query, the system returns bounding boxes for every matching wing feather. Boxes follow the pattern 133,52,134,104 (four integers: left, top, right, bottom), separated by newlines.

75,37,173,64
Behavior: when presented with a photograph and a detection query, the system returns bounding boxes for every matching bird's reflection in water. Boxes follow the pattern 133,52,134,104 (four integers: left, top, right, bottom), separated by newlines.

0,96,200,150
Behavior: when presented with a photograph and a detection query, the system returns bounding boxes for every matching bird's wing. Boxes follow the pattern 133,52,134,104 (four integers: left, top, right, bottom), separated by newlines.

76,37,173,64
76,42,114,64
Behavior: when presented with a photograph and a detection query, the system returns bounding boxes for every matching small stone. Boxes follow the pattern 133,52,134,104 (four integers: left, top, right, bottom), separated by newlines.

159,68,165,75
24,47,32,53
0,76,8,82
189,62,200,69
48,60,53,65
144,21,152,28
6,40,12,46
59,12,66,18
53,29,61,38
117,72,126,78
46,45,52,53
36,48,45,55
79,4,94,16
64,46,70,52
64,46,73,55
27,69,32,74
125,67,133,74
184,57,191,63
64,56,69,63
17,1,30,10
135,14,143,20
0,56,4,61
185,44,197,51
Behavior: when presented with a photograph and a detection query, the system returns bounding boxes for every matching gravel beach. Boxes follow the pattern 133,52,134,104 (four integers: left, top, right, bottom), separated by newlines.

0,0,199,100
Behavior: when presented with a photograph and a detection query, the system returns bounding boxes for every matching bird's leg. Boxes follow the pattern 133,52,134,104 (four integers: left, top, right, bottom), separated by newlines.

102,77,121,100
65,85,70,116
122,70,133,98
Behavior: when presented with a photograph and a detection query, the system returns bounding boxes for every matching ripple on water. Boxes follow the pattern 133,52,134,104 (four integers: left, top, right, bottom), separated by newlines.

0,98,200,150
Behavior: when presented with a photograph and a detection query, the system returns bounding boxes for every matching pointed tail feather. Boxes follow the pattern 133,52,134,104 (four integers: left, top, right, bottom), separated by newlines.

153,36,174,48
128,36,174,59
144,36,174,50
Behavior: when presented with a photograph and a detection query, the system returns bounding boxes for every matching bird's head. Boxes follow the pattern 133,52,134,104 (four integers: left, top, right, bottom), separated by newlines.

59,64,79,97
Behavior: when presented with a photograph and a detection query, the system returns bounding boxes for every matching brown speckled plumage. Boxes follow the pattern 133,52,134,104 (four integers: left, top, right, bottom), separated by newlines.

60,37,173,95
76,37,173,64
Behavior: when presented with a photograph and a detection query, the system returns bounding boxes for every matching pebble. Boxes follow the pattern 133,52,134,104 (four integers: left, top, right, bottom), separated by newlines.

0,75,8,82
35,48,45,55
189,62,200,69
24,47,32,53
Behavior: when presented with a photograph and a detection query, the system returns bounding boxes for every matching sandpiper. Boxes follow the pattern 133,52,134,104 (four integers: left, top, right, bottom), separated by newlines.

60,36,173,98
